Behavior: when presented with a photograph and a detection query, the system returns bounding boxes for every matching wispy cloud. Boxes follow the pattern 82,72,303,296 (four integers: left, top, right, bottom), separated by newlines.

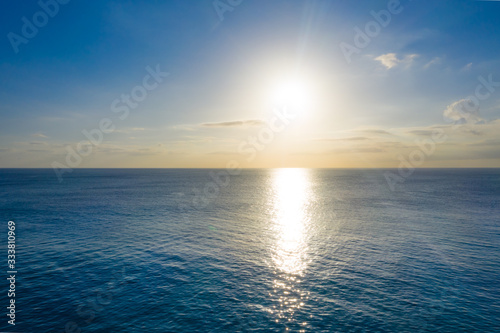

461,62,473,71
112,127,149,134
468,139,500,147
374,53,419,69
206,151,241,156
443,99,483,124
325,147,385,154
201,119,266,127
407,129,435,136
355,129,392,136
423,57,442,69
313,136,369,142
27,149,49,152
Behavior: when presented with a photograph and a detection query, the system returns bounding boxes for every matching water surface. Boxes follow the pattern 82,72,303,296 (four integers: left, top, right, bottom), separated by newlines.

0,168,499,332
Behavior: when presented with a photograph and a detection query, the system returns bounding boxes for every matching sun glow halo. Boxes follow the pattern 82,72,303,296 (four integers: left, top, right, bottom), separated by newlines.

271,79,312,113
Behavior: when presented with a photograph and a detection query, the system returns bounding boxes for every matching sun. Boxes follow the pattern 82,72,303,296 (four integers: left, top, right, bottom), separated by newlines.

271,78,312,113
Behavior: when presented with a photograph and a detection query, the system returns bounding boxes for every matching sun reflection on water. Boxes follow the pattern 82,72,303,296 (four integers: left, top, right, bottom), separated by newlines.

268,168,313,329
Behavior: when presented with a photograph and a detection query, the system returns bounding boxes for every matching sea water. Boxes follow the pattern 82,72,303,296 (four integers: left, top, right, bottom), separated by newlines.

0,168,499,332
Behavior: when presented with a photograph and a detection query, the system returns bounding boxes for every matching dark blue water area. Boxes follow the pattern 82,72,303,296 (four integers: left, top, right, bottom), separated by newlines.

0,168,499,332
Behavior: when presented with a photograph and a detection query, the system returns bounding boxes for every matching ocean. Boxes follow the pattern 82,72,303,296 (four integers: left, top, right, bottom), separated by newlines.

0,168,499,332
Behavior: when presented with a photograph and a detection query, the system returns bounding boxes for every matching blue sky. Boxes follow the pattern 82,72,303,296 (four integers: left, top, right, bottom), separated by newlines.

1,0,500,168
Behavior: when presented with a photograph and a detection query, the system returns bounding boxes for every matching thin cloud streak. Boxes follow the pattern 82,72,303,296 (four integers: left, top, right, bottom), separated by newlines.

201,120,266,127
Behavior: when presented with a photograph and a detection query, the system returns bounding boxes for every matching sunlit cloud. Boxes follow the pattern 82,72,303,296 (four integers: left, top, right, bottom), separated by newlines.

374,53,399,69
374,53,419,69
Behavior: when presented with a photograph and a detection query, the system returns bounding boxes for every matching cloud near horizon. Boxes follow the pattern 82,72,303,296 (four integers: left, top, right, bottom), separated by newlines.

201,120,266,128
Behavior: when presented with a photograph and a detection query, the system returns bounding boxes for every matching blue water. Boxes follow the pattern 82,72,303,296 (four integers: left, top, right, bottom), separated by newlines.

0,168,499,332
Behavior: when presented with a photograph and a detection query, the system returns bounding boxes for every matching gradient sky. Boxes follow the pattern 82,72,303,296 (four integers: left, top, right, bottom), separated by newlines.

1,0,500,168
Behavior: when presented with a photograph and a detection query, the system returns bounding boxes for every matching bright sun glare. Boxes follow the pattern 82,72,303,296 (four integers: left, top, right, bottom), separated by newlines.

271,79,312,113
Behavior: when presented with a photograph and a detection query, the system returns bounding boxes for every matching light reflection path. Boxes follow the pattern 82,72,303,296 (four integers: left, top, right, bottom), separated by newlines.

268,168,313,329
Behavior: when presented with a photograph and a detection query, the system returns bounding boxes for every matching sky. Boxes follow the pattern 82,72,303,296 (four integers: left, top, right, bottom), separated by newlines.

1,0,500,169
